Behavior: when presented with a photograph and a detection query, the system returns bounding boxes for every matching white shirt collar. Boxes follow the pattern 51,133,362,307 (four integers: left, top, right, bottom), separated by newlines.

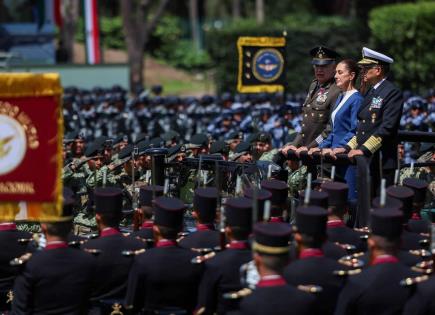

373,78,386,90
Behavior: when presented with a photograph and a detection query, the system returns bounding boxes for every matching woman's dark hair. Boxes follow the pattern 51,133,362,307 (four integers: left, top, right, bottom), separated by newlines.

339,59,359,84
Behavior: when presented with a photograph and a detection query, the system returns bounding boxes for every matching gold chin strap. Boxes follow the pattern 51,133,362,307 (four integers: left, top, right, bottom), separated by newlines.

110,303,124,315
6,290,13,304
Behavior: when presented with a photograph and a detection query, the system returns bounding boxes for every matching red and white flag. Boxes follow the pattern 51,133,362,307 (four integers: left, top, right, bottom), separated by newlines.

84,0,101,64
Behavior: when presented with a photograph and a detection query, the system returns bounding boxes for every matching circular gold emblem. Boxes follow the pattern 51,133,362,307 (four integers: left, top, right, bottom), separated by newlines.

0,114,27,176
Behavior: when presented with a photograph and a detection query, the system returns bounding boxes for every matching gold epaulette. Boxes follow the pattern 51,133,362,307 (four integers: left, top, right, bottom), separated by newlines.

68,239,86,248
333,268,362,277
354,226,370,234
122,248,146,257
419,239,430,247
409,249,431,258
335,242,357,252
400,275,429,287
416,260,433,270
191,247,214,254
411,266,433,275
347,136,358,150
362,136,382,154
176,232,189,243
83,248,102,256
297,284,323,294
191,251,216,264
338,255,365,269
223,288,253,300
135,236,154,245
10,252,32,266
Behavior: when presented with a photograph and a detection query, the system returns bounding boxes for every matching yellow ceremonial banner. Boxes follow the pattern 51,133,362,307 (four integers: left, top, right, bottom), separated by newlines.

0,73,63,222
237,36,286,93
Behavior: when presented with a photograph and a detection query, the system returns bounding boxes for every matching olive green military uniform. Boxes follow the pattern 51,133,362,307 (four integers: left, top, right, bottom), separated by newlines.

292,79,340,149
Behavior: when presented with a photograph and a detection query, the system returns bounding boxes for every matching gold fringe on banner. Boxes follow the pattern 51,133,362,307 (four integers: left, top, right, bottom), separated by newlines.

0,73,63,222
0,73,63,97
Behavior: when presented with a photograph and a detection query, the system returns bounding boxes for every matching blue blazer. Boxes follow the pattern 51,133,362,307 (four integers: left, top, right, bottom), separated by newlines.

319,91,363,148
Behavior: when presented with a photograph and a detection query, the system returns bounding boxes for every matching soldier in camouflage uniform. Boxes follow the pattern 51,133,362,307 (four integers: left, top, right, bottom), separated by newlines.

255,132,279,162
400,144,435,215
179,134,210,203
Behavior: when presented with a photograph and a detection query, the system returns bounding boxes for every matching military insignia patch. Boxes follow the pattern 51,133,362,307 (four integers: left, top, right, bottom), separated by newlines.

252,48,284,83
237,36,286,93
369,96,383,109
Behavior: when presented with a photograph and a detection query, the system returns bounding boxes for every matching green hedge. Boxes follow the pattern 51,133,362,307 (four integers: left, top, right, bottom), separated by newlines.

369,2,435,93
205,14,365,94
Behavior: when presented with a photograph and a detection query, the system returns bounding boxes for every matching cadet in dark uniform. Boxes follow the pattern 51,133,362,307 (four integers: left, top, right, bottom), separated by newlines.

81,187,146,312
386,184,426,251
342,47,403,192
260,179,288,222
281,46,341,154
130,185,164,245
402,178,430,234
297,189,347,260
321,181,365,251
179,187,220,251
12,198,96,315
403,274,435,315
334,208,418,315
243,187,272,221
0,222,32,312
196,196,253,315
284,205,346,315
125,196,203,314
240,222,316,315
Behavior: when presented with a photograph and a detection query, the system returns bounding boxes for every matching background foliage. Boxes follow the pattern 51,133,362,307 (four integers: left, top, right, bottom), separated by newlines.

369,2,435,93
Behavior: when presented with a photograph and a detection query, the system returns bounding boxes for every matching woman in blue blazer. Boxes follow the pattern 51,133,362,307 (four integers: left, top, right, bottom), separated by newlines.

309,59,363,200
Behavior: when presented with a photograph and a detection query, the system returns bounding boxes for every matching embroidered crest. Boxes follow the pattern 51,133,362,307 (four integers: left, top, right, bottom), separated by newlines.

369,96,383,109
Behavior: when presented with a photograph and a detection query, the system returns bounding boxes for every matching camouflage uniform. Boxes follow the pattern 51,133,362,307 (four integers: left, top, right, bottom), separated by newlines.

259,148,279,162
287,165,307,198
400,151,435,219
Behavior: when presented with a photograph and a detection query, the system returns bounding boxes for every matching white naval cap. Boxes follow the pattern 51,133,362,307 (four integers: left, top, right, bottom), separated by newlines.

358,47,394,66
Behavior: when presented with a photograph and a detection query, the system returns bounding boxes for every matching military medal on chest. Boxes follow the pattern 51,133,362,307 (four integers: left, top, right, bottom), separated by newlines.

316,89,328,104
369,96,383,110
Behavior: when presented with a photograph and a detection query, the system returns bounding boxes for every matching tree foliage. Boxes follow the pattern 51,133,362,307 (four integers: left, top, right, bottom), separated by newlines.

205,14,365,93
369,2,435,93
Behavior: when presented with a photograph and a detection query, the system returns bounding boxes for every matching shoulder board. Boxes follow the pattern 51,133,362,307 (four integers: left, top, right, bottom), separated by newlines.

354,227,370,233
191,247,214,254
400,275,429,287
122,248,146,257
17,238,33,244
335,242,356,252
411,266,433,275
338,256,365,269
68,240,85,248
83,248,102,256
415,260,433,270
10,253,32,266
409,249,431,258
135,236,154,245
297,284,323,294
191,251,216,264
333,269,362,277
359,234,369,240
222,288,253,300
86,233,99,240
176,231,190,243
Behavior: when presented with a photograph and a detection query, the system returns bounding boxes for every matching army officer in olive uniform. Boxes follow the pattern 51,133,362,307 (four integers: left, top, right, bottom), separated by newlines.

282,46,341,155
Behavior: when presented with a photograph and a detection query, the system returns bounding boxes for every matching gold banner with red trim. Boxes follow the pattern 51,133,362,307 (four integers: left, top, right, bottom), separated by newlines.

0,73,63,221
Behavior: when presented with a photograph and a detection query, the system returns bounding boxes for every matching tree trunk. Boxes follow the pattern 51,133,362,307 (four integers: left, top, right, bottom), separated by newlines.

256,0,264,24
120,0,171,94
232,0,241,20
189,0,200,51
61,0,79,62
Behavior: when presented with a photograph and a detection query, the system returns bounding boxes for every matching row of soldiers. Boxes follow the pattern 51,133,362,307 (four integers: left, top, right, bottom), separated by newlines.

1,169,435,314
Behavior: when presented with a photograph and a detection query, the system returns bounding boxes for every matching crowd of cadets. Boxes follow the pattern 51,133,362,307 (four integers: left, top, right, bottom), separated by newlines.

1,45,435,315
1,176,435,314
